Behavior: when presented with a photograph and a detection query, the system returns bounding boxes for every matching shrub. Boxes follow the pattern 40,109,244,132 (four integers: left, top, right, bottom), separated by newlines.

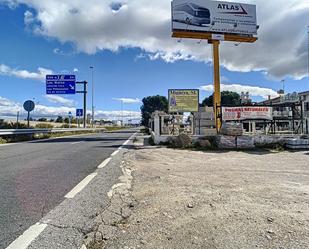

0,121,28,129
60,124,77,128
167,134,192,149
0,137,7,144
195,139,212,149
148,136,155,146
35,123,54,129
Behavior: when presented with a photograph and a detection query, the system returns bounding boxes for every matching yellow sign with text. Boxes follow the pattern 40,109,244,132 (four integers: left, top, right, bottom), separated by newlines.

168,89,199,113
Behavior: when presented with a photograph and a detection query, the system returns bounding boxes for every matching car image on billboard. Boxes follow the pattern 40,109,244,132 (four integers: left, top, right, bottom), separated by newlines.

173,3,211,27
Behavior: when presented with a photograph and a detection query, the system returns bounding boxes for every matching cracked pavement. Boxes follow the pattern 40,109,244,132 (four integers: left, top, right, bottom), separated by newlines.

85,141,309,249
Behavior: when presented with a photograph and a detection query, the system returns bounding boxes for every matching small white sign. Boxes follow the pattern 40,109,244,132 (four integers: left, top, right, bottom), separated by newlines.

212,34,225,40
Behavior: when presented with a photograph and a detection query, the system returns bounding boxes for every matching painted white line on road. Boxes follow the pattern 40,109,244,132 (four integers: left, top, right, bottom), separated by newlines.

6,222,47,249
71,141,81,145
65,173,97,199
98,157,111,169
122,132,137,147
111,149,120,157
122,139,130,146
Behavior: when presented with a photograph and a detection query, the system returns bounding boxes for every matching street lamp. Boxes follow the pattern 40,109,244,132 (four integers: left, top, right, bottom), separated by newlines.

90,66,94,128
281,79,285,93
121,99,124,126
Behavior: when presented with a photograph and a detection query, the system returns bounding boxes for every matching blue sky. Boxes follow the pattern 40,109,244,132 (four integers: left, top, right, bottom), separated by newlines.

0,1,308,120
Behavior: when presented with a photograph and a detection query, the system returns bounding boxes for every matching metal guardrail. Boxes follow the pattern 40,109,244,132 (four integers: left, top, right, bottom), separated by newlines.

0,128,105,136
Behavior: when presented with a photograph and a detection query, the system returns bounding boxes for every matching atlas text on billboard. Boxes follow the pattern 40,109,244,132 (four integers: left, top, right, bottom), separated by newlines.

222,107,273,121
172,0,257,36
46,75,76,95
169,89,199,113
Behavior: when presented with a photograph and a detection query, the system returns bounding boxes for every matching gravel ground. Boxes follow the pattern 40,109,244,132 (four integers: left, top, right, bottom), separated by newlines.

89,145,309,249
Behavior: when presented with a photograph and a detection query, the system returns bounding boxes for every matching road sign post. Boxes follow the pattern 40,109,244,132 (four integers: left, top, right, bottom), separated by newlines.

76,109,83,128
23,100,35,128
76,82,88,128
68,111,72,128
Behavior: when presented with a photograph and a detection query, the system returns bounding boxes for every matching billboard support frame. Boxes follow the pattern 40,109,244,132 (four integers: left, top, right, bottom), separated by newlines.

171,0,258,133
172,30,258,43
213,40,221,131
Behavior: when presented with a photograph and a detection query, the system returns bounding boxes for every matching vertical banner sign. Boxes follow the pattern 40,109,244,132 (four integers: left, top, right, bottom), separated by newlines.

169,89,199,113
222,107,273,121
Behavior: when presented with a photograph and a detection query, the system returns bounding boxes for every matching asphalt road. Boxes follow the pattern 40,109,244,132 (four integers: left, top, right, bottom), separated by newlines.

0,129,137,249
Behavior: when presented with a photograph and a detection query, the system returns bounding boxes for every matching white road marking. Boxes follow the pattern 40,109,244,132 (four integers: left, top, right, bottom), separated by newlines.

122,140,130,146
111,149,120,157
71,141,81,145
65,173,97,199
98,157,111,169
121,132,137,147
6,222,47,249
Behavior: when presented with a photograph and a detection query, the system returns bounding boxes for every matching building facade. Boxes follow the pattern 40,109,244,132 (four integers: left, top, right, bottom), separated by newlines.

299,91,309,134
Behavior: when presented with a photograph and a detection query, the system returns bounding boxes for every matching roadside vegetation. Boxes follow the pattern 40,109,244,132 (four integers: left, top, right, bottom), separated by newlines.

0,120,28,129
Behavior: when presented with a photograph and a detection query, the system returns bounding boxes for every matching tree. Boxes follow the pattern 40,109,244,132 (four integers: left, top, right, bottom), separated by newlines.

202,91,241,107
64,117,70,124
55,116,64,123
38,118,47,122
141,95,168,126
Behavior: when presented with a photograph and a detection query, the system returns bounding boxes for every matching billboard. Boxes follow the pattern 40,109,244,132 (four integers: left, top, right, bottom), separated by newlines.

169,89,199,113
222,107,273,121
172,0,257,36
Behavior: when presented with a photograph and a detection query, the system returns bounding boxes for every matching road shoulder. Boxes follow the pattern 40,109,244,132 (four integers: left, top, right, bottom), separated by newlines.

84,141,309,249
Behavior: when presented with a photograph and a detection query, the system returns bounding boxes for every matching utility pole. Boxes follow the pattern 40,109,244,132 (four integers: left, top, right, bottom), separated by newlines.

307,26,309,79
281,79,285,93
121,100,124,126
90,66,94,128
76,81,88,128
16,111,19,129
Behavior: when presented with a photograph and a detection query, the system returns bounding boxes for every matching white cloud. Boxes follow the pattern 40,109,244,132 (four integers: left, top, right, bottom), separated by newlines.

0,97,22,116
73,68,79,73
200,83,279,99
95,110,141,121
113,98,142,104
0,96,141,121
45,95,76,107
221,75,229,83
0,64,53,81
1,0,307,79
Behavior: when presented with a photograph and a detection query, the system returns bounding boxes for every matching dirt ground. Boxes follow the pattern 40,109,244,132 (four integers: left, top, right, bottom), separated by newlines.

91,143,309,249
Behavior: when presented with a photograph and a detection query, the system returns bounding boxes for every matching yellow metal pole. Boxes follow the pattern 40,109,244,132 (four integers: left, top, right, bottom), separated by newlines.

212,40,221,132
